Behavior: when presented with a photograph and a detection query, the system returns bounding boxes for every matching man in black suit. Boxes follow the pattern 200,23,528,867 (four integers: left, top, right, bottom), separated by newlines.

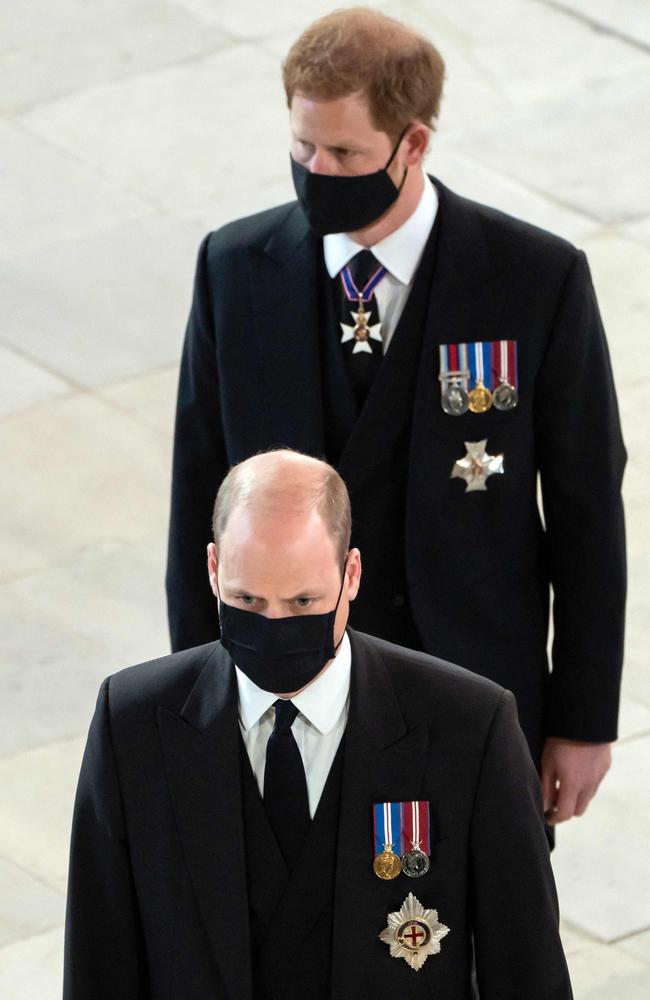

66,450,572,999
166,8,626,826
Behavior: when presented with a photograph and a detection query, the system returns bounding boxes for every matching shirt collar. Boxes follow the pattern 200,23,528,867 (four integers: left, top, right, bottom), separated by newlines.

236,630,352,735
323,172,438,285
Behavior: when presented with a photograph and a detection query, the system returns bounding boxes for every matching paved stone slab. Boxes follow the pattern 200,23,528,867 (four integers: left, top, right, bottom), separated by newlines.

20,46,290,213
617,928,650,966
409,0,648,110
4,536,171,727
0,347,70,418
0,394,169,579
0,215,203,387
0,121,150,260
559,919,597,956
0,858,64,948
623,217,650,251
566,942,650,999
0,1,229,114
428,148,596,244
617,694,650,743
98,367,179,439
578,233,650,391
0,589,104,758
553,0,650,47
0,738,84,892
441,69,650,224
552,735,650,940
0,927,64,1000
623,598,650,710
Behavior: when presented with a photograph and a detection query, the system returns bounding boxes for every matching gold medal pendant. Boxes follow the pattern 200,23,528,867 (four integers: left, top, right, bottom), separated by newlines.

373,847,402,881
468,379,492,413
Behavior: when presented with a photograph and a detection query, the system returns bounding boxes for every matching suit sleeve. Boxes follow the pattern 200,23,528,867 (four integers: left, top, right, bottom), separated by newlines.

471,690,573,1000
64,679,144,1000
535,250,626,741
166,234,228,652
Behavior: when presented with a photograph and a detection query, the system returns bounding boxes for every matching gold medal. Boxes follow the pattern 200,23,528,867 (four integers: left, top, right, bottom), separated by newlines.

373,847,402,881
468,379,492,413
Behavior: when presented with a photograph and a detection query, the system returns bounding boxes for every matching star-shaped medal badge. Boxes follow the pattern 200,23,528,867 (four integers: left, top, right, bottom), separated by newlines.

379,892,450,971
340,300,382,354
451,439,504,493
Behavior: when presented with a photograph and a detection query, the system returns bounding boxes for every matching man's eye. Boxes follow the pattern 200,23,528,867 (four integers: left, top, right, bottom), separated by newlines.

295,597,312,607
238,595,256,605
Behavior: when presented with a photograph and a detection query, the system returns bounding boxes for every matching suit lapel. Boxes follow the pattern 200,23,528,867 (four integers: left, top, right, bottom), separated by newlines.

247,205,326,456
332,630,429,1000
158,644,253,1000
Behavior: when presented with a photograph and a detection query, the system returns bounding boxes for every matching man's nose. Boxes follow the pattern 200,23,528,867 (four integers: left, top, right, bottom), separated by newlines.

263,603,287,619
309,149,341,175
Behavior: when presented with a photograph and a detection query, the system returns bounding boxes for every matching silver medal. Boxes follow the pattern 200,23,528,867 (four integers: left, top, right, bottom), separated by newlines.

492,381,518,411
401,847,430,878
439,370,470,416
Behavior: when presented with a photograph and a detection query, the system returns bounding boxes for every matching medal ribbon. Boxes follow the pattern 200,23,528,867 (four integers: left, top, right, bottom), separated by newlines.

468,341,493,390
373,801,402,855
490,339,518,388
439,342,470,378
401,801,430,854
341,262,388,304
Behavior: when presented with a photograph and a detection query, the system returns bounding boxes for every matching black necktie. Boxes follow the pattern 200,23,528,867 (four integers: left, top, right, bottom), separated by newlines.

338,249,385,407
263,699,310,867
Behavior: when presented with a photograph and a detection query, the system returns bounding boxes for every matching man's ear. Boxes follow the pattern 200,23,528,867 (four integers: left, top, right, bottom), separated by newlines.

404,123,430,165
207,542,219,598
345,548,362,602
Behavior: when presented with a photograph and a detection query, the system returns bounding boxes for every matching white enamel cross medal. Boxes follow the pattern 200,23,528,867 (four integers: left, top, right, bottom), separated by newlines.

340,295,383,354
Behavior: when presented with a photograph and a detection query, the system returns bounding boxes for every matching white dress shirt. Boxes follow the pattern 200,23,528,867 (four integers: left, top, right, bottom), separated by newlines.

236,631,351,818
323,172,438,352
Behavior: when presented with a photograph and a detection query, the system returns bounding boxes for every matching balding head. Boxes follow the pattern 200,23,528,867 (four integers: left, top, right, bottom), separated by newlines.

212,449,351,568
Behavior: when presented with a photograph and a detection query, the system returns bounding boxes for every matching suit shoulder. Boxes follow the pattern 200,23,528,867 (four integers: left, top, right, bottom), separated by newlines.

105,642,218,720
351,630,505,715
204,201,298,257
439,179,580,271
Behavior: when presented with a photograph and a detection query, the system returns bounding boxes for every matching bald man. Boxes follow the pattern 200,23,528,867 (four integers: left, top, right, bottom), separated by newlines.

65,451,572,1000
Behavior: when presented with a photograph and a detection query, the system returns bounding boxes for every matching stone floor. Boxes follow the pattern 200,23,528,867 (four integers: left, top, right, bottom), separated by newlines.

1,1,649,996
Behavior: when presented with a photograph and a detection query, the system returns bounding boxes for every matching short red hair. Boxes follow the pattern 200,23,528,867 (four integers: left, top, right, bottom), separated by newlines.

283,7,445,139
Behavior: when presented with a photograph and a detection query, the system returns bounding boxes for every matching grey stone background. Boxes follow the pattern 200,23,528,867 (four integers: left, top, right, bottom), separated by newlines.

1,1,649,995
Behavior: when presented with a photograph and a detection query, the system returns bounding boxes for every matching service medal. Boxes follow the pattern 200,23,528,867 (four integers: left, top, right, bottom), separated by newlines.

492,381,518,411
468,380,492,413
340,263,387,355
438,345,470,416
401,848,430,878
373,802,403,880
379,892,450,971
440,371,470,416
401,800,431,878
373,848,402,881
492,340,519,410
451,439,504,492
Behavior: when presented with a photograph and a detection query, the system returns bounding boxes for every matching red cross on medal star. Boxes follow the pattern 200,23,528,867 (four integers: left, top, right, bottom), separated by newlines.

379,893,450,971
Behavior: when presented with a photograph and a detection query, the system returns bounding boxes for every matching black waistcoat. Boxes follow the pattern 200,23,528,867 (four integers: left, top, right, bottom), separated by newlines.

240,736,345,1000
318,219,441,649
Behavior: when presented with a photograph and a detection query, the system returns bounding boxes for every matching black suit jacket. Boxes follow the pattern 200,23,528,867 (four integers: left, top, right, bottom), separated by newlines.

166,179,626,755
64,630,572,999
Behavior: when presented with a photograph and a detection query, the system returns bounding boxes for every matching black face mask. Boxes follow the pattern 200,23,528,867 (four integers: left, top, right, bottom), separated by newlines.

218,574,346,694
290,128,408,236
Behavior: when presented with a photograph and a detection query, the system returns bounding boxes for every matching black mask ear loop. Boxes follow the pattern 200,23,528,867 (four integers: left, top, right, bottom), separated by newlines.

332,554,351,654
384,124,411,191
